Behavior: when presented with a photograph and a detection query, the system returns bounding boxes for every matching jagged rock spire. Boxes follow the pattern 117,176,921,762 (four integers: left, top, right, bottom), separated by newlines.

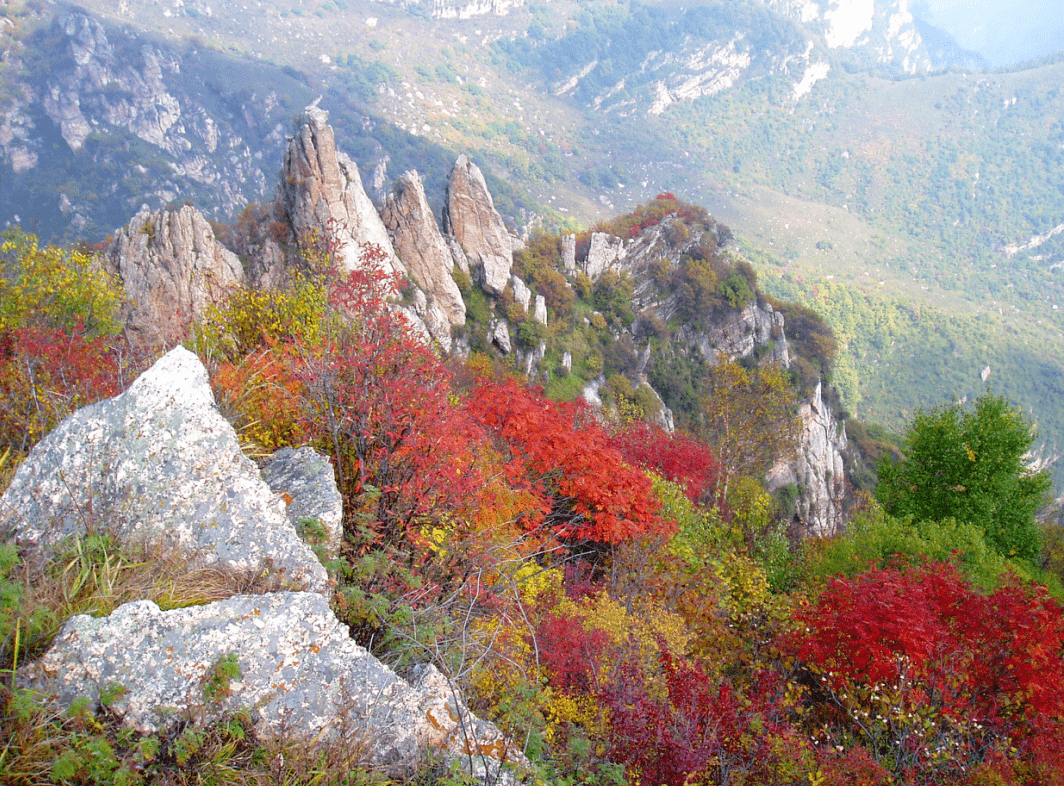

281,105,404,277
104,204,244,349
443,154,513,296
382,171,465,328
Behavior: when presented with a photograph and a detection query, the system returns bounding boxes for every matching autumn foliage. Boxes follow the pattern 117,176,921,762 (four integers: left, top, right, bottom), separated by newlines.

7,220,1064,786
469,377,664,544
793,561,1064,782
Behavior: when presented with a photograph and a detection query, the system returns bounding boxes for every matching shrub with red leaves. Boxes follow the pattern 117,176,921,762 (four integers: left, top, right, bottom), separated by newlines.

468,377,665,544
609,420,718,503
792,561,1064,782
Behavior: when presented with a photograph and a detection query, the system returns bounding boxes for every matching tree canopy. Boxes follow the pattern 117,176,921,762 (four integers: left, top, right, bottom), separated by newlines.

876,393,1051,563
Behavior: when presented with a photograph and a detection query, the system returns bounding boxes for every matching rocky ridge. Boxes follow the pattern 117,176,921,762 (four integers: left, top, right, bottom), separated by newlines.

96,102,847,535
6,347,521,781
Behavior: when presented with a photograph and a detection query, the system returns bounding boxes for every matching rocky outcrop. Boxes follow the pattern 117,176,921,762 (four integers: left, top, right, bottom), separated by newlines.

38,12,272,218
533,295,547,325
767,381,847,537
381,170,465,327
431,0,526,20
281,105,404,278
104,204,244,348
443,155,513,296
676,302,790,368
0,346,328,594
10,345,522,779
585,232,627,280
561,234,577,273
21,592,521,778
510,275,532,312
489,320,512,354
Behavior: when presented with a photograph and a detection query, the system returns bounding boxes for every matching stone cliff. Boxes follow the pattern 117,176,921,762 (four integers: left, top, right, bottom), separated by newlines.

443,155,514,297
382,170,467,329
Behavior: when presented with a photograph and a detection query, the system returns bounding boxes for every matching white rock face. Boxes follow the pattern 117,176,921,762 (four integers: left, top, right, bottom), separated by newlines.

0,347,328,594
676,302,790,368
561,234,577,273
443,155,513,296
767,381,848,536
793,61,831,101
533,295,547,325
490,320,512,354
823,0,875,48
648,39,753,115
105,204,244,349
431,0,525,19
584,232,627,280
510,275,532,312
20,592,522,777
261,446,344,559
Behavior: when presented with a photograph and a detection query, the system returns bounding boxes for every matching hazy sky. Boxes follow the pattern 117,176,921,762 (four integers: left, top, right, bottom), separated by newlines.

912,0,1064,67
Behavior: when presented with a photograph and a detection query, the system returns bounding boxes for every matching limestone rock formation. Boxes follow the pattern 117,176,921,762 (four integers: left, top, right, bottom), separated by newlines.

676,302,790,367
105,204,244,348
585,232,627,280
281,105,403,278
261,447,344,559
381,170,466,327
767,381,848,536
533,295,547,325
20,591,521,778
0,346,328,594
443,155,513,296
38,12,273,222
490,320,512,354
510,275,532,312
561,234,577,273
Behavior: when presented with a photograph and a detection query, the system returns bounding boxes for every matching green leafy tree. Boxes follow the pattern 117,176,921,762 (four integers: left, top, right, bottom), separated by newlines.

876,393,1051,562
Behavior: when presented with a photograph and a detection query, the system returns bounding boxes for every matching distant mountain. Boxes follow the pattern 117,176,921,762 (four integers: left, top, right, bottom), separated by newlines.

914,0,1064,69
913,19,989,72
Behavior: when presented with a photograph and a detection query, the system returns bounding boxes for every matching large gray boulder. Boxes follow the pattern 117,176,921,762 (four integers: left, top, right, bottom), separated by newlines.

442,155,513,296
0,346,328,594
20,591,523,778
382,170,466,329
105,204,244,349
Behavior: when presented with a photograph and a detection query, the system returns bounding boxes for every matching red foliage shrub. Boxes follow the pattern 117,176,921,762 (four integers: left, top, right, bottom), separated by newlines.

534,611,609,693
599,649,810,786
0,323,123,453
296,244,489,542
792,561,1064,781
468,377,665,544
609,421,718,503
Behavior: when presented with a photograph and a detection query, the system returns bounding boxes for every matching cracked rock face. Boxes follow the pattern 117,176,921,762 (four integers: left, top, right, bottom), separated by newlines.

19,592,523,777
261,446,344,560
768,380,848,537
382,170,466,329
442,155,513,296
105,204,244,349
0,346,328,594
